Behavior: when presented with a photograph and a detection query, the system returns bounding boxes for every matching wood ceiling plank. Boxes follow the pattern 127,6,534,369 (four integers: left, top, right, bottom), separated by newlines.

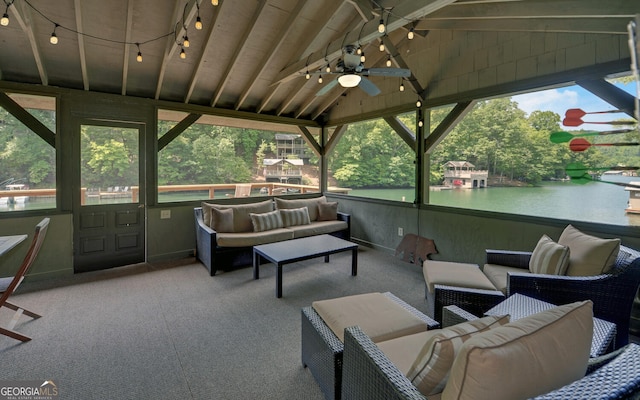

12,1,48,86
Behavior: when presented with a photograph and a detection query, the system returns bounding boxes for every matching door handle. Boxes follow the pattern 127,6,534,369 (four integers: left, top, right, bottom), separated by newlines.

138,204,145,209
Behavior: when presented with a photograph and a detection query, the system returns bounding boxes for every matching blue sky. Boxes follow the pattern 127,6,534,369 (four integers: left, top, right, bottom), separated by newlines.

511,80,638,130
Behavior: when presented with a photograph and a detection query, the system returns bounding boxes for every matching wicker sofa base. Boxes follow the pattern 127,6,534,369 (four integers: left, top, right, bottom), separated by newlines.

425,284,505,323
301,292,439,400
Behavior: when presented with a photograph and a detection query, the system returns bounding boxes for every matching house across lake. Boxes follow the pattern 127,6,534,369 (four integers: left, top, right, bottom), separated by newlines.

443,161,489,189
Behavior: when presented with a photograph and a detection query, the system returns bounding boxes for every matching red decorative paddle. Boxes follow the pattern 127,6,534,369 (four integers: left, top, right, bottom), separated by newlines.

563,117,636,127
569,138,640,152
565,108,624,119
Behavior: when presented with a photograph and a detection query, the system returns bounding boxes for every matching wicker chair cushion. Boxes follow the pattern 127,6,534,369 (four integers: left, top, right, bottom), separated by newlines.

443,300,593,400
404,315,510,396
279,207,310,227
528,235,570,275
275,196,326,221
250,210,284,232
423,261,497,293
482,264,524,294
209,207,234,233
558,225,620,276
312,292,429,343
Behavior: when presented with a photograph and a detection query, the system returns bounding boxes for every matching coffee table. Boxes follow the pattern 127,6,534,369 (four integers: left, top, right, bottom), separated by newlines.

484,293,617,357
253,234,358,298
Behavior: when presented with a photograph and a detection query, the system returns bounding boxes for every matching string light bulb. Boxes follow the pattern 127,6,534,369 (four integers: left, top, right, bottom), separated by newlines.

325,64,331,73
180,47,186,59
379,43,385,52
305,71,310,80
1,3,9,27
386,56,392,67
399,82,405,92
356,47,362,55
49,24,59,45
183,35,190,48
136,43,143,62
195,16,202,30
360,52,365,63
212,0,219,5
318,75,323,84
378,18,385,33
408,27,415,40
418,120,424,127
416,99,422,108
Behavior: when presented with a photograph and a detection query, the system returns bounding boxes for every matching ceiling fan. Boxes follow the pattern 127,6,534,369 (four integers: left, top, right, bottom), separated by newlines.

311,45,411,96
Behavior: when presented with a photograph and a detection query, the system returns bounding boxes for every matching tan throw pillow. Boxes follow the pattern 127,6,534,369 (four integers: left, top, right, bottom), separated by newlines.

558,224,620,276
201,202,217,227
443,300,593,400
210,207,234,233
280,207,310,227
317,201,338,221
250,210,283,232
529,235,570,275
406,314,510,396
275,196,326,221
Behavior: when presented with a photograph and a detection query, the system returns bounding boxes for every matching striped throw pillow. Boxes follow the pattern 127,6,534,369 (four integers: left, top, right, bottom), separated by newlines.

407,314,510,396
250,210,284,232
280,207,310,227
529,235,570,275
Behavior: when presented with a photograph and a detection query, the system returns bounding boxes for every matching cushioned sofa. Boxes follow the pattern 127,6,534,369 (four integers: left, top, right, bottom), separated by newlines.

195,195,350,275
341,300,640,400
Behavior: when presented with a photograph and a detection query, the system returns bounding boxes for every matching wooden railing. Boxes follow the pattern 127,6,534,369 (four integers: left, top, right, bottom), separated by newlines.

0,183,350,206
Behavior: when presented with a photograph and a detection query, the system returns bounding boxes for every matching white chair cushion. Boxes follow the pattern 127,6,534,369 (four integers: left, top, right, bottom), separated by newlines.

558,224,620,276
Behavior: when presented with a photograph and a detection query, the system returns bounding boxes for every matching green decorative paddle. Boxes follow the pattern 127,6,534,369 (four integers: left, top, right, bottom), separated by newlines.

565,162,640,188
549,128,635,144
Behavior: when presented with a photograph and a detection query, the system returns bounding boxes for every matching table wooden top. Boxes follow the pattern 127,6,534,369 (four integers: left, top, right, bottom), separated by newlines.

253,234,357,263
0,234,28,256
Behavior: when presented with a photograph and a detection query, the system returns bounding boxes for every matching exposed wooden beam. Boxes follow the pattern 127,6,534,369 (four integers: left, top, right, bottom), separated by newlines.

273,0,456,85
12,2,47,86
424,101,475,152
577,79,637,118
297,126,321,156
381,35,425,96
235,0,307,111
325,125,347,154
384,116,416,149
155,0,199,100
259,0,353,114
73,0,89,90
121,0,135,96
0,93,55,147
277,79,310,116
346,0,375,21
184,5,222,103
415,17,633,34
210,2,267,107
158,113,202,150
312,89,346,121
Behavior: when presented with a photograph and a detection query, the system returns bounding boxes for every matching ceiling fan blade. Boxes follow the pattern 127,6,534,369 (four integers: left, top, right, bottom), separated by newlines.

315,78,339,96
358,77,381,96
365,68,411,78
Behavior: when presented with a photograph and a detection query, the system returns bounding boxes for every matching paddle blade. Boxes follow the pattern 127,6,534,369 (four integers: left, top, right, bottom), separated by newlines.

563,117,636,126
316,78,339,96
565,108,623,119
358,77,381,96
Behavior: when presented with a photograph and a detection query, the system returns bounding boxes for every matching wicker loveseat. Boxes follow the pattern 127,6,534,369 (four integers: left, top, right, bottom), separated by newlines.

195,195,350,275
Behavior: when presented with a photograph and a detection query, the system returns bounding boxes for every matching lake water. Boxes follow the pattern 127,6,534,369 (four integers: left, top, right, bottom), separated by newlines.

350,175,640,227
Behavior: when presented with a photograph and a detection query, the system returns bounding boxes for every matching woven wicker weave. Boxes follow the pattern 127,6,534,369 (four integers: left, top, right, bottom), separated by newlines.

301,292,439,400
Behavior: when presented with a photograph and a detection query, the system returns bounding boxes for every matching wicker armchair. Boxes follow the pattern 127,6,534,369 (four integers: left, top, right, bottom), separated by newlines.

491,244,640,347
341,326,640,400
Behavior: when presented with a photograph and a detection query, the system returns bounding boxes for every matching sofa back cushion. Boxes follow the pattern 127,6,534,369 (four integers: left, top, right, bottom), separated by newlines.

442,300,593,400
529,234,570,275
407,315,510,396
202,200,273,233
210,207,234,233
275,196,326,221
317,201,338,221
558,224,620,276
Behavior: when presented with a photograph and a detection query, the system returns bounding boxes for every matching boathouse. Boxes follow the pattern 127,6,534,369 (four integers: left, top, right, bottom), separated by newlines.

443,161,489,189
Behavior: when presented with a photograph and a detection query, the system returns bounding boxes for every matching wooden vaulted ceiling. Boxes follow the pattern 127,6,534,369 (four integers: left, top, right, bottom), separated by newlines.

0,0,638,125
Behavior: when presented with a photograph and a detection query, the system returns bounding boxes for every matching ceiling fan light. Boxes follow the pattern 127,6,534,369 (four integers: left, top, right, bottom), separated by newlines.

338,74,361,88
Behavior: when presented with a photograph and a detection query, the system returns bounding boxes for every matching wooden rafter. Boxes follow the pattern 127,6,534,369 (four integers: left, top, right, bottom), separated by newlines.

121,0,135,95
73,0,89,90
